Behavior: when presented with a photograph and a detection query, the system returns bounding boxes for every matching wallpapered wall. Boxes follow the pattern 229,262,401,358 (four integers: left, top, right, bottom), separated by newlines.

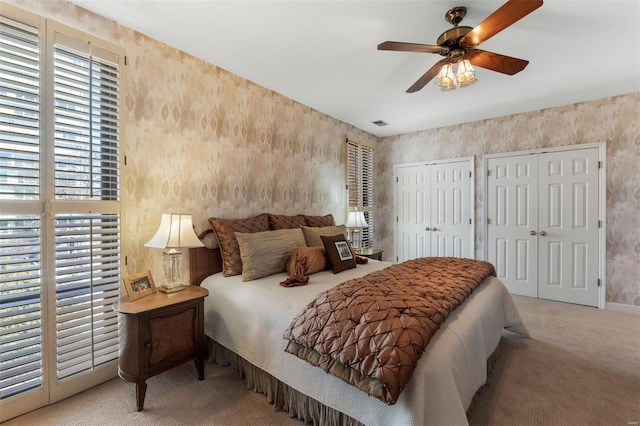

11,0,377,282
377,93,640,306
10,1,639,307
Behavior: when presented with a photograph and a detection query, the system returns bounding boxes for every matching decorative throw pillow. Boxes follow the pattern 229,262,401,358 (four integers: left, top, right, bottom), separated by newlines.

209,213,270,276
286,247,328,277
302,225,348,248
303,214,335,227
268,214,307,230
236,228,306,281
321,234,357,274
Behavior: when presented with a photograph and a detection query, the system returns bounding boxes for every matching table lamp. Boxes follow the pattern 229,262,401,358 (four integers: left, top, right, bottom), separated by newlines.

345,211,368,250
145,213,204,293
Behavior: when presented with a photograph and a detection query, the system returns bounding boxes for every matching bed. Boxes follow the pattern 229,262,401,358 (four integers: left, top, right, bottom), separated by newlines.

189,229,528,426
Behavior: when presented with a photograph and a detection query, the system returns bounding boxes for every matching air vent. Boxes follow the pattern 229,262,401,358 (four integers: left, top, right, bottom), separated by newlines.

372,120,388,127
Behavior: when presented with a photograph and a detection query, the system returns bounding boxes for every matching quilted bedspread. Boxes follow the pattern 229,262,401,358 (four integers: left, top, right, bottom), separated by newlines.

283,257,496,405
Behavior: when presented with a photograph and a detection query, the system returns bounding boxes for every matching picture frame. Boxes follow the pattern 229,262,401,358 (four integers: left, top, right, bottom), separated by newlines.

335,241,354,261
123,270,156,301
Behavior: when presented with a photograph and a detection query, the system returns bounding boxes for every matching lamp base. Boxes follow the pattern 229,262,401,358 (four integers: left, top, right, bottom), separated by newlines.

158,284,185,294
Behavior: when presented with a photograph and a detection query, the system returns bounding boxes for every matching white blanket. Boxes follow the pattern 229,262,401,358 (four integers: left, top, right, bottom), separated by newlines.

201,261,528,426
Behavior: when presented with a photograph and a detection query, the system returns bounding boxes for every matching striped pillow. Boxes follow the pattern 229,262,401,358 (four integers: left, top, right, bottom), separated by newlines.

236,228,306,281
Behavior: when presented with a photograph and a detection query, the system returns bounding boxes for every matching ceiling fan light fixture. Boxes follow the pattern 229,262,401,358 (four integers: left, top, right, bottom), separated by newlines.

456,59,477,88
436,63,457,91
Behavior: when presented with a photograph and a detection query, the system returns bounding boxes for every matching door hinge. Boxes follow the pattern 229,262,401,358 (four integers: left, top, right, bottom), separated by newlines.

396,176,399,183
469,171,472,178
469,218,472,225
124,56,128,66
487,169,491,177
598,220,601,228
487,218,491,225
396,256,399,262
125,256,128,266
396,216,398,222
598,161,602,169
597,278,601,287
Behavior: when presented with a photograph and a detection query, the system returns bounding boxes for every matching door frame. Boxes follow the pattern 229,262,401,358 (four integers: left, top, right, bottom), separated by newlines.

483,142,607,309
394,156,475,263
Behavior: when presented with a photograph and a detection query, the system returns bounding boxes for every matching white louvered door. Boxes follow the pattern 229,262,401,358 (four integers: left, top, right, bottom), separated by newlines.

395,158,474,262
486,146,602,307
1,6,122,420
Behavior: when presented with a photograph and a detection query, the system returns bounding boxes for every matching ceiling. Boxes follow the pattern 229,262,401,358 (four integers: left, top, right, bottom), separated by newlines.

69,0,640,138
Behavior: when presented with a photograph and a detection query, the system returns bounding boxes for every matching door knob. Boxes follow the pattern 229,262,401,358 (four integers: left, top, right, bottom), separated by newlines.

425,227,430,231
432,227,438,232
539,231,547,236
530,230,537,236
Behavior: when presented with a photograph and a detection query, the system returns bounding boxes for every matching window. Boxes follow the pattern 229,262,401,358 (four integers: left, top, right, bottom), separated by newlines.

346,137,374,249
0,6,122,420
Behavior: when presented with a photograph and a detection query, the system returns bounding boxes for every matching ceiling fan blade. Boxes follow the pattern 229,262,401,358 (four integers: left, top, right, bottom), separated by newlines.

460,0,543,48
467,49,529,75
406,59,448,93
378,41,448,55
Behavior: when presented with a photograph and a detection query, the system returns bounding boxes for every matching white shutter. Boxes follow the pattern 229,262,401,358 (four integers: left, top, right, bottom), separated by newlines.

346,138,374,249
53,42,119,201
0,15,41,200
54,214,120,379
0,216,42,399
52,36,121,380
0,13,43,402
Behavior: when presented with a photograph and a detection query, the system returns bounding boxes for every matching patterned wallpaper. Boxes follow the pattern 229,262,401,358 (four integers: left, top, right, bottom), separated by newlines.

10,1,639,307
377,93,640,306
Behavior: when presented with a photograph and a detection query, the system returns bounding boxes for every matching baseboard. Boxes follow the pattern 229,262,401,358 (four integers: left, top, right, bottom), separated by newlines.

606,302,640,315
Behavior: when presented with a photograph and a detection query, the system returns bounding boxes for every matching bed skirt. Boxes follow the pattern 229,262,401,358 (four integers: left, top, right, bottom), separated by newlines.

206,337,502,425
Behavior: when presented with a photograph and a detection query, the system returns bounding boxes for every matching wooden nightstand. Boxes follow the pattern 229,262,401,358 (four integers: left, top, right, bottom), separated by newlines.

112,285,208,411
355,248,384,261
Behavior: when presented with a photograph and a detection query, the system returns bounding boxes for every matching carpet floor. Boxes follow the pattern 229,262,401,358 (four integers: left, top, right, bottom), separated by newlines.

4,296,639,426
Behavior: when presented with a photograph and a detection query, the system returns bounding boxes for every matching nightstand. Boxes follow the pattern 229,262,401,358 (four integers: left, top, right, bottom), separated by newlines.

112,285,208,411
355,248,384,261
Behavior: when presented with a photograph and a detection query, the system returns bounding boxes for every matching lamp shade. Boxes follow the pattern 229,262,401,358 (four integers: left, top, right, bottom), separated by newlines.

456,59,477,88
436,63,457,91
345,211,368,228
144,213,204,249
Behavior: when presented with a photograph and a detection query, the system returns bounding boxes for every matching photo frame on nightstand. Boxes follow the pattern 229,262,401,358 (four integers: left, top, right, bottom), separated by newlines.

123,270,156,301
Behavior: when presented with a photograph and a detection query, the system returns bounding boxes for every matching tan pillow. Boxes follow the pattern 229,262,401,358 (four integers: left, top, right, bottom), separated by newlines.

302,225,348,248
209,213,270,277
268,213,307,230
286,247,328,276
321,234,357,274
236,228,306,281
303,214,335,227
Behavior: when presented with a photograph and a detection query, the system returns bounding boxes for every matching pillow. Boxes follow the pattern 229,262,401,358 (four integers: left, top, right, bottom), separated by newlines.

302,225,347,248
236,228,306,281
268,213,307,230
303,214,335,227
209,213,270,276
286,247,328,277
321,234,357,274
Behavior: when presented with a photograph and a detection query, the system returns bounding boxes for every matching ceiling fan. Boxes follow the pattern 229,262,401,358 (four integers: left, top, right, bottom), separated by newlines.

378,0,543,93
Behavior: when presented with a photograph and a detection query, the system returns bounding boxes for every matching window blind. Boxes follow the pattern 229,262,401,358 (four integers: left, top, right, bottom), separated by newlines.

346,138,374,249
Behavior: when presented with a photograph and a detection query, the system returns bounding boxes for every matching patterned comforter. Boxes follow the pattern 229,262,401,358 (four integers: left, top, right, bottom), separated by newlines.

283,257,496,405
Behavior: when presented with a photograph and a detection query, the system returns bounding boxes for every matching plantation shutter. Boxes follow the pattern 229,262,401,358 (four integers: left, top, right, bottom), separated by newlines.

346,138,374,249
0,14,43,400
52,35,121,380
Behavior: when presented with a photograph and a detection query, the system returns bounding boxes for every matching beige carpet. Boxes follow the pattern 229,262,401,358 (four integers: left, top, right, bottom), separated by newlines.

4,296,639,426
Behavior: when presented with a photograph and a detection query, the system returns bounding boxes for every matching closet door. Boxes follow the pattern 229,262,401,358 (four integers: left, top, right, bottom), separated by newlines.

395,159,473,262
537,149,600,306
430,162,472,258
396,165,431,262
486,156,539,297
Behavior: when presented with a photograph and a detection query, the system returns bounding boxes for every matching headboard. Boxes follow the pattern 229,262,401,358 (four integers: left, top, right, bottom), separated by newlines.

189,229,223,286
